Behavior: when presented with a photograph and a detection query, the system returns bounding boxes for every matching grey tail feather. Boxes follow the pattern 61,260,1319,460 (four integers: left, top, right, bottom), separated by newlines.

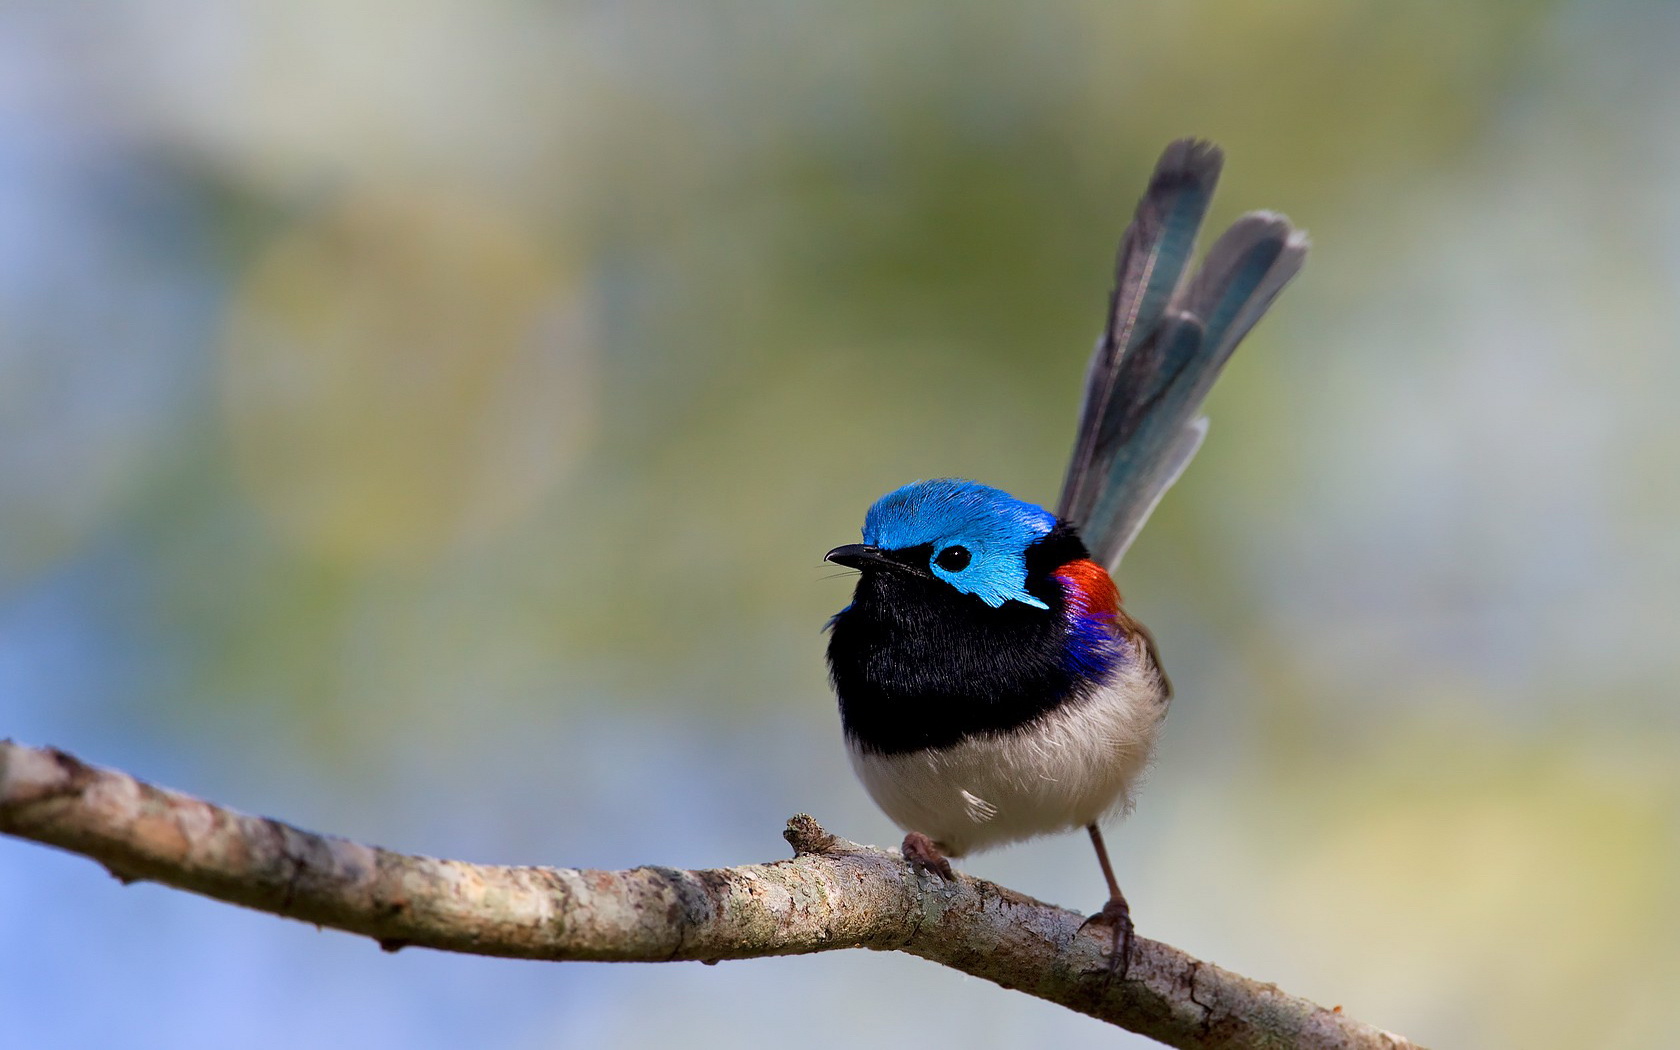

1096,416,1208,568
1185,212,1309,379
1058,141,1308,571
1059,138,1223,526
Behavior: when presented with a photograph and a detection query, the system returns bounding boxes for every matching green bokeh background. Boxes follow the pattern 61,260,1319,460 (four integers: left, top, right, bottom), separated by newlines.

3,3,1678,1047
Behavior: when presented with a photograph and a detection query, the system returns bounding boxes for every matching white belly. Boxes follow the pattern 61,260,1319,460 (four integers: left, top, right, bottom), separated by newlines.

846,659,1167,857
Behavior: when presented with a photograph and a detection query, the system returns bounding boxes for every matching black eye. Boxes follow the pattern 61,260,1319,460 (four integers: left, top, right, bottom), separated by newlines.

934,546,971,572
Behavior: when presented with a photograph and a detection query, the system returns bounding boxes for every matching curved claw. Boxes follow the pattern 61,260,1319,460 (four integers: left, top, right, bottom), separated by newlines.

900,832,955,881
1080,896,1136,980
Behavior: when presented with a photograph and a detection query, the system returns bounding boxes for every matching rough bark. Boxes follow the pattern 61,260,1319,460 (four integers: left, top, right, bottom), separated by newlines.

0,739,1420,1049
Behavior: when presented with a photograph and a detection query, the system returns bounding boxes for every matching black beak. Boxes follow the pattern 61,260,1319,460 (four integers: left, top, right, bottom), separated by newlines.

824,544,929,578
824,544,891,571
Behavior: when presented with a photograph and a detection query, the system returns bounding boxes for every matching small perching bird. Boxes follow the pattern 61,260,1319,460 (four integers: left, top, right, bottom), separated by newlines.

824,139,1307,975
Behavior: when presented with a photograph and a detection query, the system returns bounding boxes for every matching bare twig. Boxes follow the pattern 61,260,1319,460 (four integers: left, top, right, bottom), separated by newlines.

0,739,1420,1049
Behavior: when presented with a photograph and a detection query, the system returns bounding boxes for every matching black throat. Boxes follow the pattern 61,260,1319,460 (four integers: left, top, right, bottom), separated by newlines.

825,523,1093,755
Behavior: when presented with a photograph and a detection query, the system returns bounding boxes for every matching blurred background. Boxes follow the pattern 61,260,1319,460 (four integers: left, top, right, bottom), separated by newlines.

2,2,1677,1047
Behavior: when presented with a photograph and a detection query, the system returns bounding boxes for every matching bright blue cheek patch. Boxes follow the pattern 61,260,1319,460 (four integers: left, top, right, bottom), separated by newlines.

861,479,1056,610
930,549,1048,609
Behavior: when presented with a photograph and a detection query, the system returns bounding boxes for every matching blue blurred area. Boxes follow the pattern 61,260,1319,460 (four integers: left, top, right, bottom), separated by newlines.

4,3,1680,1048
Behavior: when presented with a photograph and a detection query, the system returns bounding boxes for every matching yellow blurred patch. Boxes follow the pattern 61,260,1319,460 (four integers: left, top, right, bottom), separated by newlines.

221,184,596,565
1265,723,1680,1048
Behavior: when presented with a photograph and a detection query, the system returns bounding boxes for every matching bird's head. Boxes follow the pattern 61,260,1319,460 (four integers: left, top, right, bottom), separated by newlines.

824,479,1131,754
825,479,1061,610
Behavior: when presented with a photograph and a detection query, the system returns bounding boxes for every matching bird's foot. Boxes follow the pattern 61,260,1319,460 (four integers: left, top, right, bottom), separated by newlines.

1080,895,1136,980
900,832,955,881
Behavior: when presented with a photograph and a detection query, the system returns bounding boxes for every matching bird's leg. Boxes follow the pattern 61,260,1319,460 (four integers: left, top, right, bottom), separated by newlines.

1079,822,1135,979
900,832,955,881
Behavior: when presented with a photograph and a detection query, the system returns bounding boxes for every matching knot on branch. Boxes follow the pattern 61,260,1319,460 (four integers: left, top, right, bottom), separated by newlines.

783,814,839,856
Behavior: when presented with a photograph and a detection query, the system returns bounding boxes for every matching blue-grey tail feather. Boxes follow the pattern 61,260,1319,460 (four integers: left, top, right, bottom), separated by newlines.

1057,141,1308,570
1099,416,1207,566
1060,140,1222,527
1186,211,1308,373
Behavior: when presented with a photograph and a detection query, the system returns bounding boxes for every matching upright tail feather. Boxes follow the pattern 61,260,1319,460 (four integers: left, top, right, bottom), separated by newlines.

1186,211,1308,374
1056,140,1307,571
1060,139,1223,526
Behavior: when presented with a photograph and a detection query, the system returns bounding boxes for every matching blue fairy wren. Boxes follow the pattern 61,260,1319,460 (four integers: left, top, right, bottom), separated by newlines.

824,139,1307,974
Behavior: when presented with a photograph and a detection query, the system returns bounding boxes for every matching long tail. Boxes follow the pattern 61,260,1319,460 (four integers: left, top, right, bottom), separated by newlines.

1056,139,1308,570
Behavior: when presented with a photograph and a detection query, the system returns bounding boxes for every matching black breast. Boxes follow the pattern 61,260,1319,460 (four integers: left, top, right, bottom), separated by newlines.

826,525,1093,755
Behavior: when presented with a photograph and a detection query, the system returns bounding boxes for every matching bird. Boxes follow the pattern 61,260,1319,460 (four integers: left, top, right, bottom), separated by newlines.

823,138,1307,976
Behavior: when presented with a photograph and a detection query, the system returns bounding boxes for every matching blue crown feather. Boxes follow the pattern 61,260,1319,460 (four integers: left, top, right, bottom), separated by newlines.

861,479,1056,609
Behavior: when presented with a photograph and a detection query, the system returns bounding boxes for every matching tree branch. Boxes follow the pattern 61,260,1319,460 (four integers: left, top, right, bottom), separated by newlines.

0,739,1419,1049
